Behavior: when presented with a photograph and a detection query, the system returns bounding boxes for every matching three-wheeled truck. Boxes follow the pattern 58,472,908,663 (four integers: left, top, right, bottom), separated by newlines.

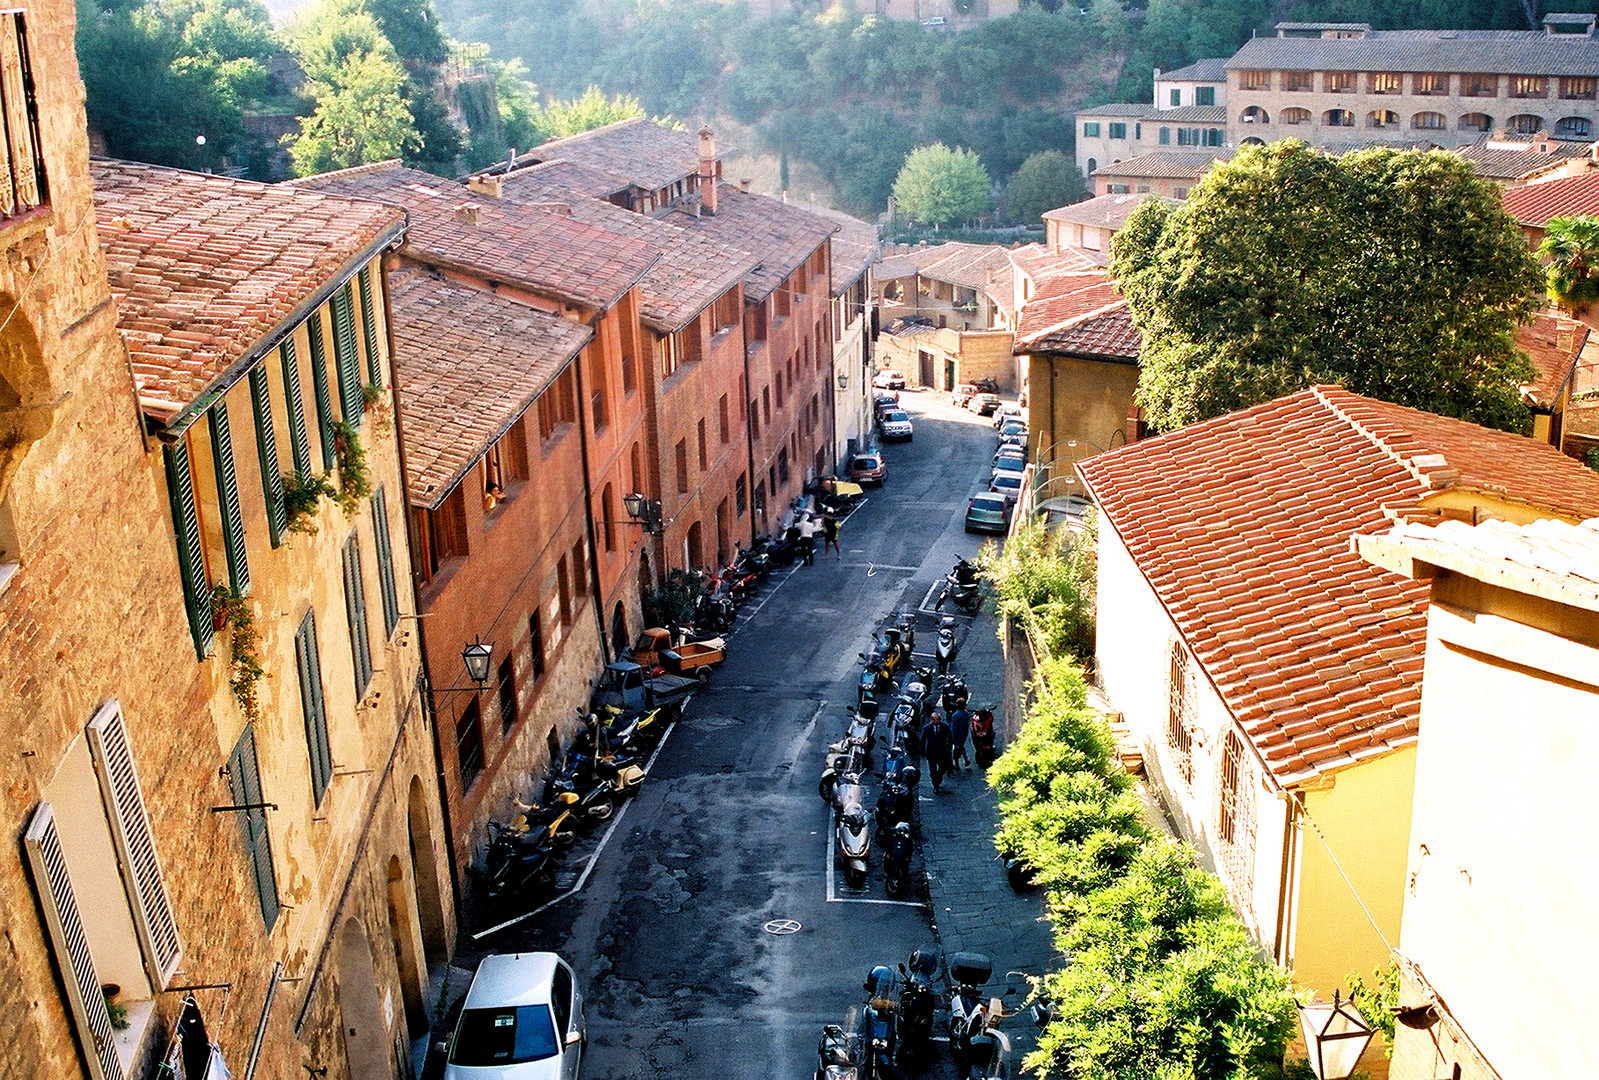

628,627,726,683
592,660,699,716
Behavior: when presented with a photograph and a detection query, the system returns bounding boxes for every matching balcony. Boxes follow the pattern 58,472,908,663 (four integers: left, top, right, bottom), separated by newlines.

0,12,46,226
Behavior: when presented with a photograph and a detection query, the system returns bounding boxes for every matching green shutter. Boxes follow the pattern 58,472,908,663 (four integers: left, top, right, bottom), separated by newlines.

163,442,213,658
371,486,399,636
279,340,312,479
331,284,363,428
208,401,249,595
249,368,286,548
357,267,382,388
294,611,333,805
228,726,278,930
308,313,337,471
343,534,373,696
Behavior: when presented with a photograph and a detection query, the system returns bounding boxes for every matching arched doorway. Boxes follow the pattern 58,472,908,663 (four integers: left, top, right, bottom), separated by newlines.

337,918,393,1079
406,777,448,967
386,855,428,1037
610,601,628,656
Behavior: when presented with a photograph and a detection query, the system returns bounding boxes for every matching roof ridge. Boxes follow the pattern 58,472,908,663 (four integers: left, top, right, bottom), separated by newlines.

284,158,403,189
1020,296,1126,345
1308,385,1450,491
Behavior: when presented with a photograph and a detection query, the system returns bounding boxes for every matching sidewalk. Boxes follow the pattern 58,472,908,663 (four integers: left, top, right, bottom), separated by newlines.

919,603,1060,1060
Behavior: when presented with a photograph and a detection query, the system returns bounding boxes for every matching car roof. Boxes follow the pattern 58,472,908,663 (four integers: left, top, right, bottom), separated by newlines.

853,453,880,462
993,474,1022,487
971,493,1006,506
463,953,561,1009
886,411,909,419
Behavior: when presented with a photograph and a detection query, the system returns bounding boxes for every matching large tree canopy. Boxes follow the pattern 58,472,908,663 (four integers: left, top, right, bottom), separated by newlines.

1005,149,1085,226
892,143,991,227
1112,141,1542,434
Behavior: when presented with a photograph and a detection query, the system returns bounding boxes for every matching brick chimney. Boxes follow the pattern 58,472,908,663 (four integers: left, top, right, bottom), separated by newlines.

453,203,482,225
698,126,718,215
467,174,503,198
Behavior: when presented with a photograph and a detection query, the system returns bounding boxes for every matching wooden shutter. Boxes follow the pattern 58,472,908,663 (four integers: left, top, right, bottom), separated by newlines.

294,612,333,805
23,803,126,1080
249,368,287,548
278,340,313,481
163,441,213,658
227,726,279,929
86,701,182,987
331,284,363,427
371,487,399,636
308,314,337,471
343,535,373,696
357,267,382,387
209,401,250,595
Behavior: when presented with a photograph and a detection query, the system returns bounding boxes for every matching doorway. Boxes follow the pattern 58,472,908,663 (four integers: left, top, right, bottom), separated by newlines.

610,602,628,656
918,349,934,387
386,855,427,1037
405,777,448,967
337,918,393,1079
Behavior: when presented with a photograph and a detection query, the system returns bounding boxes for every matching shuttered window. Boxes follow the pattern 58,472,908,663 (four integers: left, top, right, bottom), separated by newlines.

279,340,312,479
308,313,337,471
24,803,126,1080
343,533,373,696
249,368,287,547
331,283,363,427
86,702,182,988
209,400,249,594
163,441,213,658
227,726,278,929
294,611,333,805
357,266,382,387
371,486,399,637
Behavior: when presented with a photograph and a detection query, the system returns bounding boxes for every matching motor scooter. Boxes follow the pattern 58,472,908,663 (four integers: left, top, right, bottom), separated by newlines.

948,952,999,1067
883,821,913,897
941,673,970,713
897,947,940,1060
970,709,998,768
482,821,558,912
936,558,982,613
837,802,872,889
876,779,913,840
815,1010,866,1080
862,965,900,1077
936,616,960,675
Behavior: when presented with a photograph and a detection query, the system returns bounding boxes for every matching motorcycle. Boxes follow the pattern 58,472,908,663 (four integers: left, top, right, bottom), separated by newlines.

753,530,798,568
509,793,579,847
815,1010,866,1080
898,948,940,1059
837,801,872,889
936,616,960,675
936,558,982,614
862,965,900,1077
941,673,970,713
875,777,913,840
543,768,614,826
961,1030,1012,1080
883,821,913,897
693,588,736,633
970,708,998,768
481,821,558,912
883,737,919,789
948,951,998,1067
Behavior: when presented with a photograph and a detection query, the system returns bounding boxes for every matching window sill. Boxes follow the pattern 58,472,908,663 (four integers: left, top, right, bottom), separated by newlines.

113,997,158,1075
0,561,17,598
0,204,52,250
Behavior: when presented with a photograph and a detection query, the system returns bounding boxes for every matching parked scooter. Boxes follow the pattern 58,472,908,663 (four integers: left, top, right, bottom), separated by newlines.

815,1010,866,1080
948,952,999,1067
941,673,970,713
837,802,872,888
482,820,558,912
898,948,940,1059
935,616,960,675
936,558,982,614
876,778,913,840
510,793,580,847
883,821,913,897
970,708,998,768
960,1030,1012,1080
894,609,917,659
862,965,900,1077
543,767,614,826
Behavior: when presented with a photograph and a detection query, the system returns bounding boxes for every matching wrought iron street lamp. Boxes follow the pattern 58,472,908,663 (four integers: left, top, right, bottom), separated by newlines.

622,492,664,534
1297,992,1375,1080
461,637,494,686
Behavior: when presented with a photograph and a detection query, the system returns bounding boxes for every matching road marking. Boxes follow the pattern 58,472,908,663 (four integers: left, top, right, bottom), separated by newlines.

471,718,681,940
841,562,920,572
825,811,928,909
763,918,803,935
737,562,802,624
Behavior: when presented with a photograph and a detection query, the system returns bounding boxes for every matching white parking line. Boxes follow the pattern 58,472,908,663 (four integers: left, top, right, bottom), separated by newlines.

825,811,928,909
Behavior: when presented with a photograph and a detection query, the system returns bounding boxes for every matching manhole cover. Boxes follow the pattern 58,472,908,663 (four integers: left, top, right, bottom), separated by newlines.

763,919,802,936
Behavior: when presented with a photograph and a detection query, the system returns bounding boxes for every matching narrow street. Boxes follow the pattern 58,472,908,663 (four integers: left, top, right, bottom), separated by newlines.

437,390,1023,1078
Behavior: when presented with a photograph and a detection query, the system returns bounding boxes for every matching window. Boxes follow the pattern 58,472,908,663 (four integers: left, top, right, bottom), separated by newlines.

482,442,505,506
1511,75,1547,99
330,283,364,428
713,290,740,332
1462,73,1498,97
1173,187,1188,199
1169,88,1181,106
663,322,703,379
1195,85,1215,106
746,300,767,346
753,480,765,516
602,483,616,552
775,280,791,319
570,540,586,611
228,724,279,928
1135,122,1142,140
1167,640,1194,784
1410,110,1445,130
1368,71,1402,94
1324,108,1354,127
1412,72,1447,96
1083,121,1101,137
371,487,399,636
630,442,643,493
1086,157,1097,175
718,395,730,443
426,487,469,575
1459,111,1493,133
1561,76,1596,100
528,611,546,681
1367,109,1398,129
1557,116,1592,139
357,267,383,387
278,340,313,479
294,610,333,804
762,386,771,426
697,418,708,470
621,348,636,395
307,313,337,470
1206,128,1224,146
1218,730,1255,893
1239,106,1268,125
777,447,789,485
1510,113,1544,134
551,964,574,1036
343,533,373,697
735,473,747,515
1281,107,1311,125
1283,71,1313,92
507,417,529,480
536,367,576,440
163,441,213,658
686,521,703,568
675,439,689,493
0,13,44,219
1159,126,1171,144
588,355,608,432
497,655,517,731
749,398,760,440
1238,69,1270,91
715,498,730,566
1108,122,1127,139
1324,71,1354,93
248,368,287,547
456,698,484,789
209,400,250,595
1106,183,1130,194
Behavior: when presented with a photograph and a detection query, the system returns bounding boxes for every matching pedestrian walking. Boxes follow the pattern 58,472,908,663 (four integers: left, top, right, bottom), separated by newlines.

822,512,841,557
920,710,953,792
949,706,971,771
798,512,818,565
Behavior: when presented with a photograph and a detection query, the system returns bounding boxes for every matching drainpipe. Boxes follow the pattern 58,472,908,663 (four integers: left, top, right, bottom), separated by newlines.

570,332,614,664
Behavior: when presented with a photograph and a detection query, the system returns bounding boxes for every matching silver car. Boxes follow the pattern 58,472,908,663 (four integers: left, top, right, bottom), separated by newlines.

445,953,585,1079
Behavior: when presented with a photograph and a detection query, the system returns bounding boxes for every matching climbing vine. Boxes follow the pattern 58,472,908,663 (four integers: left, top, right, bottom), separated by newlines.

330,419,373,515
210,583,263,724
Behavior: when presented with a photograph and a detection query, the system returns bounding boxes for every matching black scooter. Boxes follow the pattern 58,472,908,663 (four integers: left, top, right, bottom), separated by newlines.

883,821,913,897
482,821,558,912
936,558,982,614
898,947,940,1060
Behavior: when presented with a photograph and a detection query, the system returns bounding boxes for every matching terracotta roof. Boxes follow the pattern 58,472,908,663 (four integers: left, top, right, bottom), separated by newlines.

494,158,630,199
1359,516,1599,613
1007,242,1102,283
1159,58,1229,82
1077,103,1159,118
877,242,966,281
1501,172,1599,226
670,184,835,303
919,242,1014,290
789,200,880,292
1456,139,1591,182
1078,385,1599,784
1515,311,1586,409
493,163,756,333
387,266,591,508
1013,273,1121,346
290,162,659,311
507,118,731,194
1044,192,1173,230
92,158,405,429
1021,301,1139,359
1093,149,1224,180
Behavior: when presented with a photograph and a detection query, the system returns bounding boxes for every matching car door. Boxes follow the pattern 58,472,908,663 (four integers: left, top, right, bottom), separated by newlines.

552,961,581,1076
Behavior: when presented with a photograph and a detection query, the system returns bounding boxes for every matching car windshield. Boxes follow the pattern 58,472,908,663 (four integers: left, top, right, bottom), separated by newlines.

450,1005,559,1066
852,456,880,469
1001,423,1026,434
885,412,908,422
995,457,1025,471
971,497,1005,511
993,475,1021,490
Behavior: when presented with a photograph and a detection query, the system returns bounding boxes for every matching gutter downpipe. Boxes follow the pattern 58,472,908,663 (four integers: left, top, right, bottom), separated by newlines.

572,327,614,664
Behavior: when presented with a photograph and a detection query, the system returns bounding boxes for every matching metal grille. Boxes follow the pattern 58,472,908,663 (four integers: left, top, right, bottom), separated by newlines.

1166,640,1194,784
1218,730,1256,904
87,702,182,986
209,401,250,595
0,13,46,219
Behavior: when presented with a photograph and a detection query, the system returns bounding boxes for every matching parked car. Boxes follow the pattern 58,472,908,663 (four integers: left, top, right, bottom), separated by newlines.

997,420,1028,449
991,455,1027,482
965,492,1010,534
878,409,914,441
993,403,1023,429
969,393,1001,416
993,444,1026,465
951,383,979,408
921,15,948,26
874,392,900,423
847,452,886,485
873,369,906,390
990,472,1024,504
446,953,584,1079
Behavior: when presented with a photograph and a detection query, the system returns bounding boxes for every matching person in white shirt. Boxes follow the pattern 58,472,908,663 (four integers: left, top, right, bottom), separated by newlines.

798,513,819,565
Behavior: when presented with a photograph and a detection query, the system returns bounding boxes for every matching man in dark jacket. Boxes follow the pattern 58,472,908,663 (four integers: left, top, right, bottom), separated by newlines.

920,710,953,792
949,706,971,771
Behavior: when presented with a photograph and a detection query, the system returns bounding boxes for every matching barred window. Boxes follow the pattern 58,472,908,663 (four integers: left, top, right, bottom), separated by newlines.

1166,640,1195,784
1238,70,1271,91
1368,72,1402,94
1218,730,1256,899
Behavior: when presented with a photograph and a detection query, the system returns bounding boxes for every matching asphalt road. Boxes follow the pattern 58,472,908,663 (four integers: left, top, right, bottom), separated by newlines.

452,389,1011,1079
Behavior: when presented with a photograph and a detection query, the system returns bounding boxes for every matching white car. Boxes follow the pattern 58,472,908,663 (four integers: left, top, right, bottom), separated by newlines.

873,369,906,390
445,953,585,1079
878,409,914,441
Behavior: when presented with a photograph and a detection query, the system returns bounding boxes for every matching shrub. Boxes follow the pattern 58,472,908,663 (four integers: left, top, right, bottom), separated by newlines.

977,512,1095,660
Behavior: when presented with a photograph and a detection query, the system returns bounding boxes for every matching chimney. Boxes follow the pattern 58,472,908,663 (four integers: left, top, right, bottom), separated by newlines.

468,174,503,198
739,178,752,193
1559,326,1576,353
698,126,718,215
453,203,482,225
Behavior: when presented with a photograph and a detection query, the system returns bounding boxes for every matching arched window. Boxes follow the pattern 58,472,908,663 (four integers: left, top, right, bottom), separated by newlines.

1167,640,1195,784
1366,109,1398,129
1323,108,1354,127
1240,136,1266,146
1086,157,1098,176
1509,113,1544,134
1281,107,1311,125
1557,116,1592,139
0,304,48,576
1458,112,1493,132
1411,111,1446,130
685,520,703,569
1239,106,1269,125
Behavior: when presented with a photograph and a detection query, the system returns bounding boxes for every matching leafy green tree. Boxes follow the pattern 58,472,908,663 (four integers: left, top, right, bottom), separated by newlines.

1538,216,1599,314
1006,150,1085,225
286,7,419,175
1113,140,1542,434
535,86,646,138
892,143,991,227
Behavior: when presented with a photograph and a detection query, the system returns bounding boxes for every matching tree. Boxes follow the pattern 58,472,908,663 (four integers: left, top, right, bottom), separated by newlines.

1005,150,1084,225
286,6,419,175
1539,216,1599,314
892,143,990,227
1112,140,1543,434
536,86,646,138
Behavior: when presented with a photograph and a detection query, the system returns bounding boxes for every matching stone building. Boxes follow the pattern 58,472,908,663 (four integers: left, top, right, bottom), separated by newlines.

1042,192,1167,255
1091,149,1224,198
